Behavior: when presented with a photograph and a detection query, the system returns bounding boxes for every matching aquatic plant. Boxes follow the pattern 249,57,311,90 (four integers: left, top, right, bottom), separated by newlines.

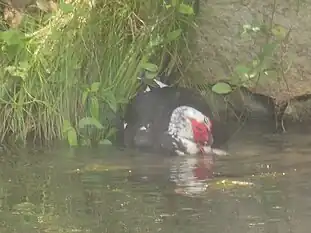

0,0,196,146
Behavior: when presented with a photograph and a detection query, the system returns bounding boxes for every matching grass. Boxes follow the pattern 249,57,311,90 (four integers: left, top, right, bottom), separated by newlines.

0,0,196,146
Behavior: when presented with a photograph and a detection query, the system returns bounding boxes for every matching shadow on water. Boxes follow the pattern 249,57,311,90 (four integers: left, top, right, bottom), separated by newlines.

1,124,311,232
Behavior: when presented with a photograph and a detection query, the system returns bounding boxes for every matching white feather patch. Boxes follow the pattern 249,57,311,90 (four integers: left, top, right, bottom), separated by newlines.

139,124,150,131
153,79,168,88
144,86,151,93
167,106,211,155
168,106,208,140
139,126,147,131
137,76,167,93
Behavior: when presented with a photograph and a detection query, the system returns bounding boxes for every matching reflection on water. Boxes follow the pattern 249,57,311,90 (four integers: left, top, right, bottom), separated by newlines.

170,155,214,196
1,126,311,232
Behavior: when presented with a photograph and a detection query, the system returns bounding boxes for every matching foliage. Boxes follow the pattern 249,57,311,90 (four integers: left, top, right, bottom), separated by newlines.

0,0,196,147
211,20,289,95
211,82,232,94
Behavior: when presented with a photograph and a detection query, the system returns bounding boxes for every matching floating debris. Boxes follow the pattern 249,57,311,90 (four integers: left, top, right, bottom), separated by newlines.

216,179,254,186
66,163,130,174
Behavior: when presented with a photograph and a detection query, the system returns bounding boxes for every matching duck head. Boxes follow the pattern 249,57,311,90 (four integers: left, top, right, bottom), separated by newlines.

168,106,213,155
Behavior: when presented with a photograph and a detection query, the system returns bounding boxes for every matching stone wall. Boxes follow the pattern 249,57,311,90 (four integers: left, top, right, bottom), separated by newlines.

189,0,311,102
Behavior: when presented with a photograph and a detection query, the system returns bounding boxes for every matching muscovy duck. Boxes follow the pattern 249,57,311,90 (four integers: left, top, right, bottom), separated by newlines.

116,79,228,156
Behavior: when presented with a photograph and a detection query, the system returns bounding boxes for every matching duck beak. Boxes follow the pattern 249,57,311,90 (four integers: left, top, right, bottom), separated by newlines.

211,148,230,156
197,143,213,156
198,144,229,156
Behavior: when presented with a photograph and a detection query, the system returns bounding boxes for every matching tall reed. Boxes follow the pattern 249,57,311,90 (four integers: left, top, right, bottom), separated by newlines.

0,0,196,146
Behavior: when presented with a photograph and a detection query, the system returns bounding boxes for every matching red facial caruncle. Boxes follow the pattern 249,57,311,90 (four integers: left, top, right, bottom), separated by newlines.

189,117,213,148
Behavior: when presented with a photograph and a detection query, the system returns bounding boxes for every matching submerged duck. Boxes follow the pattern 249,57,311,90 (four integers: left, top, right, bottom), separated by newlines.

116,78,229,156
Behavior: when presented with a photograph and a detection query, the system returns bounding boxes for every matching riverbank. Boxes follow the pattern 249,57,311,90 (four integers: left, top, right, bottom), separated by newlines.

1,0,311,148
0,0,196,146
200,84,311,137
179,0,311,124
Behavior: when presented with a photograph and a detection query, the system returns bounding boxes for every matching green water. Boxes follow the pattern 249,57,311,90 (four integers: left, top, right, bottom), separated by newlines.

1,126,311,233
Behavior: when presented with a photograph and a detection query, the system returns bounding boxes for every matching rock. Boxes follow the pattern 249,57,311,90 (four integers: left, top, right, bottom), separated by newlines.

274,93,311,131
201,84,280,132
188,0,311,101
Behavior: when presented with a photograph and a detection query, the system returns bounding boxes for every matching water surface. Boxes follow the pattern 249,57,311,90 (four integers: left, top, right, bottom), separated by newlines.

1,125,311,233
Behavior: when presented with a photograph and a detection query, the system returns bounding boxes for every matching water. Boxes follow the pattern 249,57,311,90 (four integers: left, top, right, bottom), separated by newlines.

1,125,311,233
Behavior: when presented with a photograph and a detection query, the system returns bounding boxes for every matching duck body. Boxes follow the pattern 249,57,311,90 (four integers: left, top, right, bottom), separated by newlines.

116,84,228,156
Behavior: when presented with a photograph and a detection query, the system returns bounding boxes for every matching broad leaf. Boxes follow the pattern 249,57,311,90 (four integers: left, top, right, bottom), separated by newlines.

62,119,72,134
211,82,232,94
0,30,25,46
99,139,112,145
82,90,89,106
145,71,157,80
67,129,78,146
141,63,158,73
90,82,100,92
90,96,99,119
178,3,194,15
79,117,104,129
271,25,287,40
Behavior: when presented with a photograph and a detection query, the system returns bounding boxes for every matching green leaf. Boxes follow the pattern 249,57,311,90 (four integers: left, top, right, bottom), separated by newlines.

82,90,89,106
105,128,117,139
178,3,194,15
166,29,182,42
59,0,74,14
102,91,118,113
19,61,29,69
90,96,99,119
271,25,287,40
90,82,100,92
62,119,73,134
145,71,157,80
0,30,25,46
141,63,158,73
99,139,112,145
107,99,117,114
165,4,172,9
78,117,104,129
67,128,78,146
211,82,232,94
